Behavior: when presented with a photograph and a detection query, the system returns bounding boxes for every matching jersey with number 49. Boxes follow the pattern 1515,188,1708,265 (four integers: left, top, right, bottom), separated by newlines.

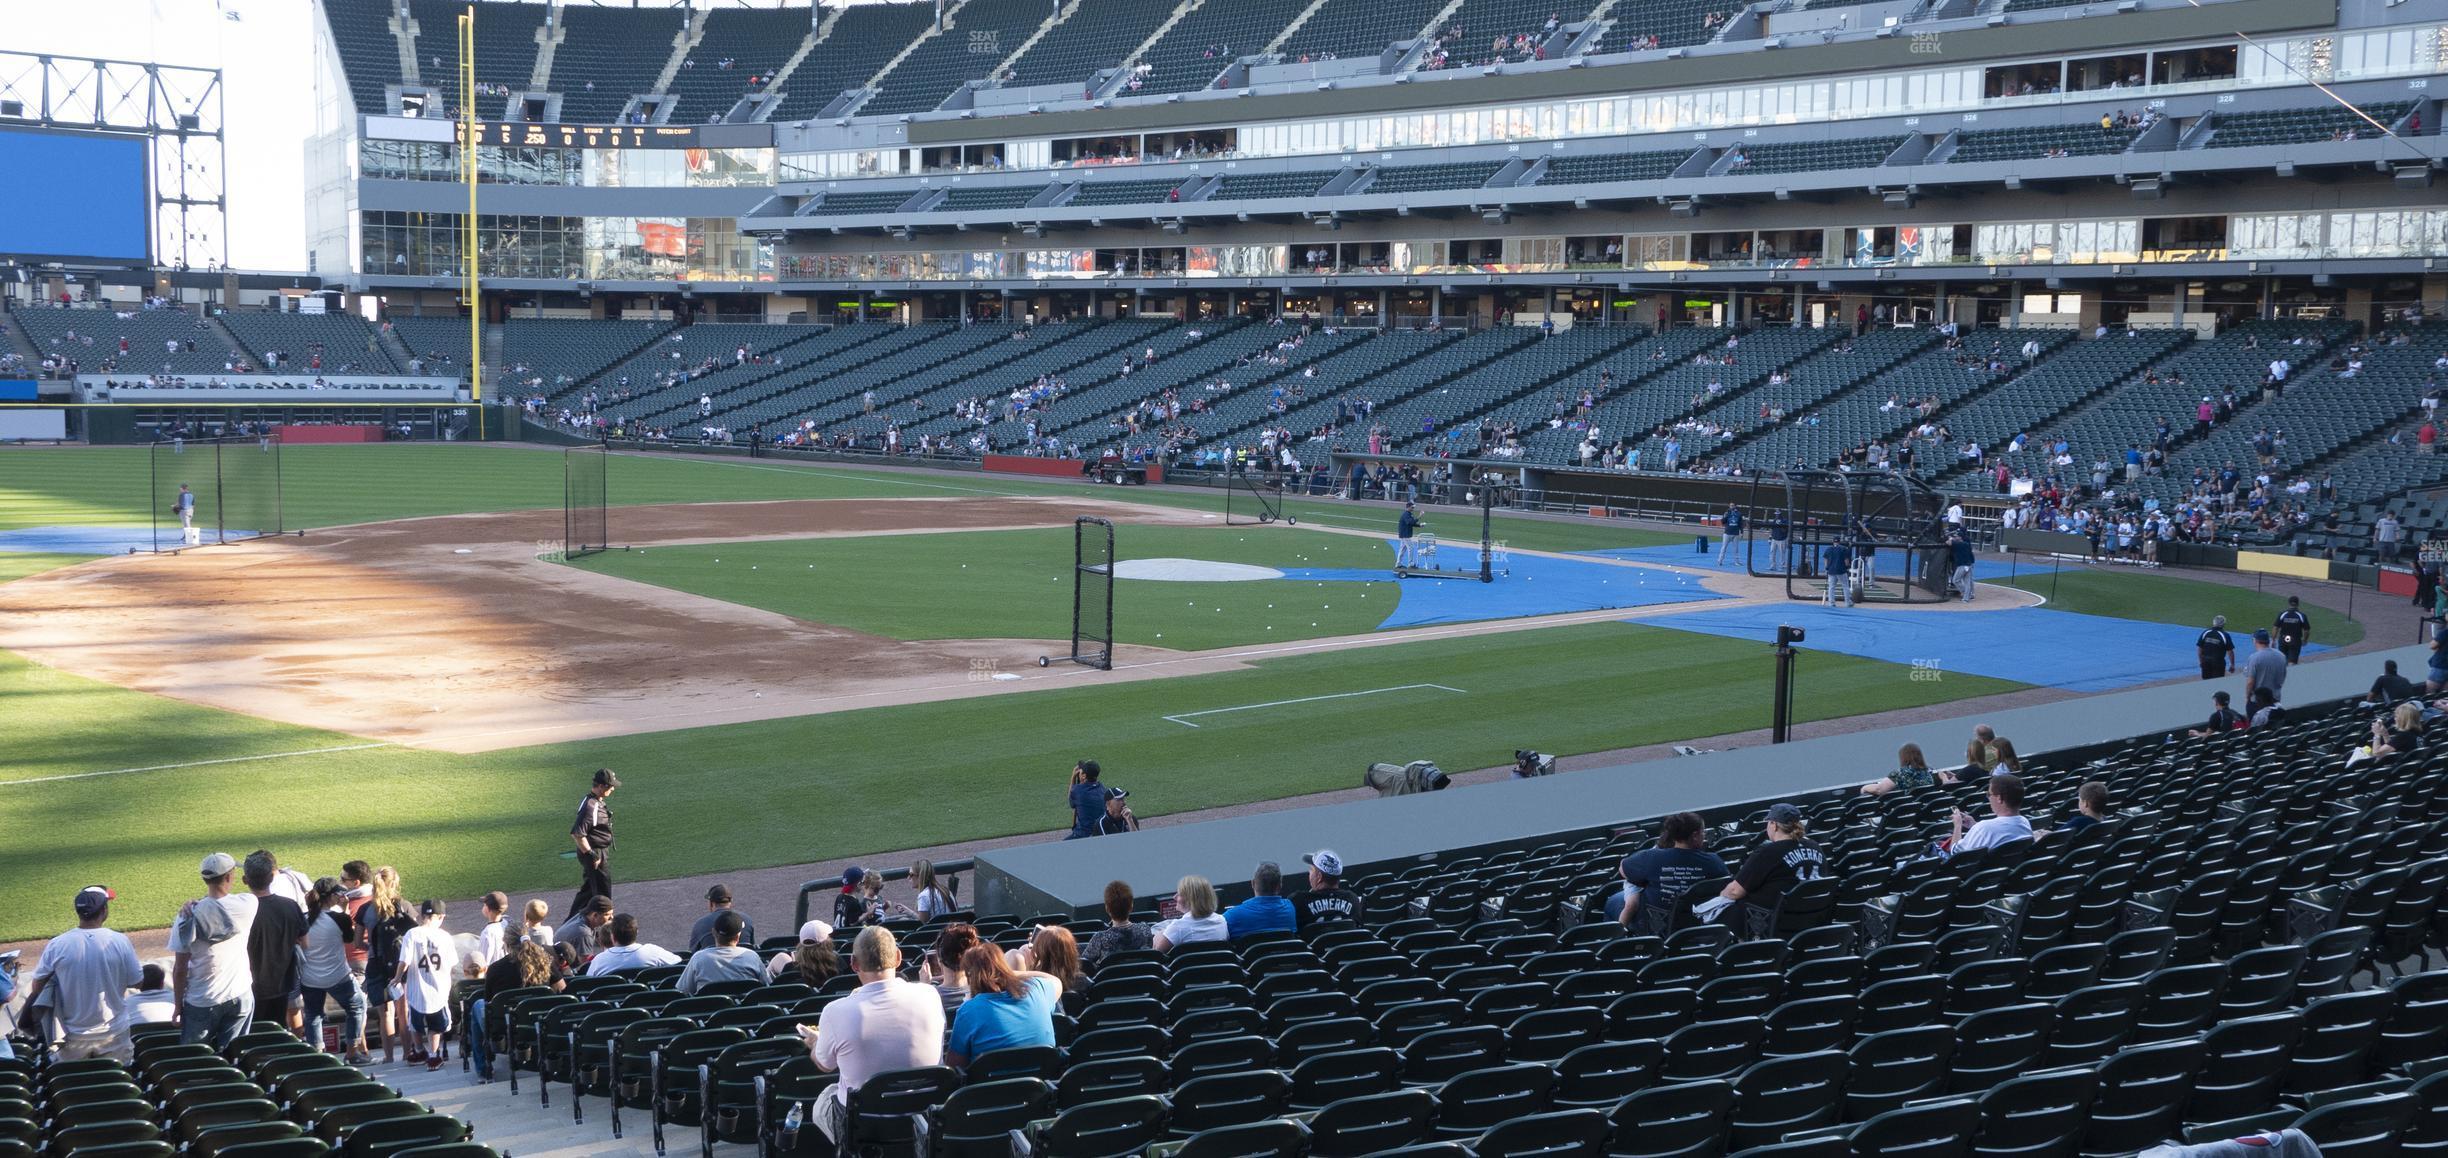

398,924,460,1014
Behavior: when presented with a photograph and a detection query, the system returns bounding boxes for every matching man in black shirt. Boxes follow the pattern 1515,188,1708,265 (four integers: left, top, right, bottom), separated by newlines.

2369,660,2418,707
242,850,307,1033
2196,616,2237,681
2190,690,2246,737
571,768,619,915
1288,849,1361,930
1719,803,1826,917
2274,596,2311,664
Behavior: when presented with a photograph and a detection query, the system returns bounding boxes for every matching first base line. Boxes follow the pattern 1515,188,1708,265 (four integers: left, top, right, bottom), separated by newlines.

1162,684,1467,728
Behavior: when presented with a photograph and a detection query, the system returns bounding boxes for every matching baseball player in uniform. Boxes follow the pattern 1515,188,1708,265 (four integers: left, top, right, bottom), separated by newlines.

2275,596,2311,665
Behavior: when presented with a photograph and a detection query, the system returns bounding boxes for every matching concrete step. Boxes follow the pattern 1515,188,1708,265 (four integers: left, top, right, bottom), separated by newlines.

371,1053,760,1156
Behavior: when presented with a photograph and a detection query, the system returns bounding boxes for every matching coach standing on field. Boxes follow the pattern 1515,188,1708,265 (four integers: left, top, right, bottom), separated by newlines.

572,769,619,914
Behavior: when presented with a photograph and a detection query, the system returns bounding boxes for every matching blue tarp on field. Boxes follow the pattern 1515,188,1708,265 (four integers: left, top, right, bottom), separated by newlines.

1637,602,2330,692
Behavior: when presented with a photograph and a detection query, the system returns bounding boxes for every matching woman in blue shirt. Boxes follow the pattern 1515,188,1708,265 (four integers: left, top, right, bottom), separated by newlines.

945,945,1065,1069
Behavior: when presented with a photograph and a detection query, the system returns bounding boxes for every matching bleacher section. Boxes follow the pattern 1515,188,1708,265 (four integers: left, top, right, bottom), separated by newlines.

1725,135,1904,174
1342,325,1651,463
1622,329,1930,468
2209,101,2417,149
2138,324,2448,512
1947,124,2137,164
12,306,249,377
406,0,545,103
321,0,405,115
1439,0,1601,53
1980,320,2351,484
1919,331,2188,483
833,319,1178,442
713,321,1018,430
975,319,1280,449
1278,0,1445,62
550,6,685,124
1131,0,1309,93
1715,329,2071,475
810,188,919,216
672,7,807,124
219,655,2448,1158
386,316,475,371
495,318,675,399
1532,327,1842,464
771,2,942,122
938,183,1053,211
1069,179,1190,207
1594,0,1740,52
1364,161,1507,195
645,322,957,429
862,0,1053,118
557,322,820,414
1536,149,1693,186
1210,170,1335,200
0,1025,495,1157
218,312,402,375
1002,0,1182,90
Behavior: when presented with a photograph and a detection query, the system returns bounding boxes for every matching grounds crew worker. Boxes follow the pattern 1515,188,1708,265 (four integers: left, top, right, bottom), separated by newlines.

2196,615,2238,681
1396,503,1424,568
571,768,619,915
2275,596,2311,664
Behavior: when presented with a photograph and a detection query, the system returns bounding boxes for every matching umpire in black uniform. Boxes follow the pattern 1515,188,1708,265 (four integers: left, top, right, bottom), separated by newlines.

2275,596,2311,664
572,768,620,915
2196,615,2237,681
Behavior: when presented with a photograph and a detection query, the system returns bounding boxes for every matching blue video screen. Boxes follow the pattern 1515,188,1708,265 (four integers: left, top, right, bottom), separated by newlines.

0,128,150,263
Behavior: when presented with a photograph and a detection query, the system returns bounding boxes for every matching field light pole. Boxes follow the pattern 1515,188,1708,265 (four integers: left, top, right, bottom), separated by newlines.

1770,624,1804,743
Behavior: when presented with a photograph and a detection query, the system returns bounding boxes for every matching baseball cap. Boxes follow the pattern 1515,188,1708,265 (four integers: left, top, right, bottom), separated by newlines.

74,885,116,918
1766,803,1805,827
712,910,745,939
2253,628,2272,642
420,899,446,919
706,884,732,903
593,768,621,789
841,866,867,888
1304,850,1345,878
798,919,835,944
199,852,237,879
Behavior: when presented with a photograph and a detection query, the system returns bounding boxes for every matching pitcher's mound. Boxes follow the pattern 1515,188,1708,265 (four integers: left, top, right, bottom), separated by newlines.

1111,558,1285,582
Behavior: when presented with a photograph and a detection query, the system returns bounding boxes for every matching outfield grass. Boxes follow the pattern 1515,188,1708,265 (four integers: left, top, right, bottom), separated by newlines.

0,443,1685,555
569,524,1411,649
0,610,2020,941
1992,568,2365,646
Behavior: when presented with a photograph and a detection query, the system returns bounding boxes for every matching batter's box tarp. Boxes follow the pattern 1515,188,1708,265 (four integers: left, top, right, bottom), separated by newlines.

1279,542,1727,630
0,526,175,555
1637,603,2329,693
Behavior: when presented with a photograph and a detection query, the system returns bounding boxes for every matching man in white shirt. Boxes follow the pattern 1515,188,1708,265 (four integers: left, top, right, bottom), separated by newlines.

394,899,460,1072
25,885,143,1061
169,852,260,1050
796,927,944,1145
1948,774,2035,856
584,913,681,976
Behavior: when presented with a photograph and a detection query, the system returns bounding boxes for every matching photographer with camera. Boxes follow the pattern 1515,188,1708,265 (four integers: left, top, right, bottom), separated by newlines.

1512,750,1557,779
20,885,142,1062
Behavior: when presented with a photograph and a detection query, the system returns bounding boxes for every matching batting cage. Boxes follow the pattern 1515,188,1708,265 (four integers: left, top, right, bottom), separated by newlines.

1223,462,1295,527
1058,515,1116,670
564,443,610,558
1745,468,1951,604
150,433,284,552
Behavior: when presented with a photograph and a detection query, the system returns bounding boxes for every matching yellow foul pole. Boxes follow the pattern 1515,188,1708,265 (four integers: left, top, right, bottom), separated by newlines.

460,6,483,438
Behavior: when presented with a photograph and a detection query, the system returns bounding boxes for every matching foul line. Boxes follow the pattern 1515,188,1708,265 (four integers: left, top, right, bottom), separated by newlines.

1162,683,1466,728
0,743,394,787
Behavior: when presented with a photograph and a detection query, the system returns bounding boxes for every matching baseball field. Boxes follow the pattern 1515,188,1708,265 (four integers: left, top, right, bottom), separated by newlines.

0,443,2358,941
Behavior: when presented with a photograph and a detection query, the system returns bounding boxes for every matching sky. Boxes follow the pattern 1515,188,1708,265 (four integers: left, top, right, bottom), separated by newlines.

1,0,316,269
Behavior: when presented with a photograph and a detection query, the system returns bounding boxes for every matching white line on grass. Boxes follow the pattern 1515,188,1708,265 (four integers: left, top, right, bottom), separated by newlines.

1162,683,1466,728
0,742,394,787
